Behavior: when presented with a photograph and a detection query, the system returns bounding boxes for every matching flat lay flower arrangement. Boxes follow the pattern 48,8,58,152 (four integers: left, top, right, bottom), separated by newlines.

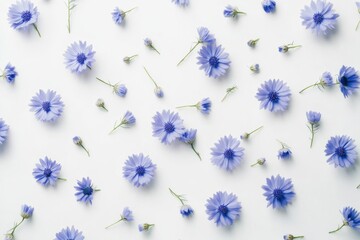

0,0,359,239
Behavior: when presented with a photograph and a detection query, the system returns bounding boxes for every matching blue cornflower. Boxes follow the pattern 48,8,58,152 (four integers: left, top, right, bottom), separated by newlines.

325,135,357,168
20,204,34,219
169,188,194,218
123,153,157,187
0,119,9,145
179,129,201,160
112,7,136,25
278,43,302,53
262,0,276,13
329,207,360,233
197,44,231,79
337,66,360,98
256,79,291,112
211,135,245,171
74,177,99,204
223,5,246,18
205,191,241,227
250,64,260,73
277,141,292,160
96,77,127,97
8,0,41,37
283,234,304,240
1,63,18,84
32,157,65,186
152,110,185,144
64,41,96,74
55,226,84,240
105,207,134,229
73,136,90,156
177,97,212,114
262,175,295,209
172,0,189,7
143,67,164,98
306,111,321,147
138,223,155,232
177,27,215,66
301,0,339,36
299,71,333,93
29,89,64,122
110,111,136,133
144,38,160,54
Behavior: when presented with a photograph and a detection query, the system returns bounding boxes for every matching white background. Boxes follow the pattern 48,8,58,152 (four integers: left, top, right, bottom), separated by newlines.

1,0,360,239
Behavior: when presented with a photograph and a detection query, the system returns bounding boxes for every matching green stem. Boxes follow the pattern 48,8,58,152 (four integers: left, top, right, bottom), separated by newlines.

310,124,314,148
293,236,304,239
356,20,360,31
177,42,200,66
169,188,185,205
87,65,92,70
329,222,346,234
248,126,263,136
124,7,137,14
9,217,25,235
235,10,246,15
67,0,71,33
128,54,138,60
299,83,318,93
151,46,160,55
101,106,108,112
33,24,41,37
109,122,124,134
105,218,124,229
357,184,360,189
250,162,259,167
57,177,67,181
96,77,114,87
143,67,158,88
288,45,301,49
190,143,201,160
80,144,90,157
176,104,197,109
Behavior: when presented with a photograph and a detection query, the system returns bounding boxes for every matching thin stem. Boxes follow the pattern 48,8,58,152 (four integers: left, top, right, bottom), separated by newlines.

87,65,92,70
176,104,197,109
356,20,360,31
299,83,318,93
329,222,346,234
33,24,41,37
101,106,108,112
105,218,124,229
177,41,200,66
80,144,90,157
143,67,158,88
67,0,71,33
9,217,25,235
288,45,301,49
293,236,304,239
169,188,185,205
248,126,263,136
277,139,288,149
310,124,314,148
128,54,138,60
235,10,246,15
94,189,101,192
109,122,124,134
250,162,259,167
151,46,160,55
124,7,137,14
357,184,360,189
96,77,114,87
57,177,67,181
221,86,237,102
190,143,201,160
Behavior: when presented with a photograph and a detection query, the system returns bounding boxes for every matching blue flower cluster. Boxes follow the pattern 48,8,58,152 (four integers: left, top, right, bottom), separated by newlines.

2,0,360,238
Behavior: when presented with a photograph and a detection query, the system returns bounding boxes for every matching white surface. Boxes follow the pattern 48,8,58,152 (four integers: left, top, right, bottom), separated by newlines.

1,0,360,239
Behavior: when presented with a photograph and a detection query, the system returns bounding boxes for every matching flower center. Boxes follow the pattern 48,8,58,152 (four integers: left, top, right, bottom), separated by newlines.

273,189,284,200
335,147,347,158
209,56,219,68
21,11,32,23
218,205,229,215
136,166,146,176
43,168,52,177
164,122,175,133
42,101,51,113
224,149,235,160
77,53,87,65
83,186,93,196
340,76,348,86
313,13,324,24
268,91,279,103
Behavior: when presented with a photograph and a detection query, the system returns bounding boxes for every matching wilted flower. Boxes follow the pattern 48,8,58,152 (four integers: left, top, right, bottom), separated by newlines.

240,126,263,140
177,97,212,114
96,98,108,111
73,136,90,157
299,71,333,93
250,64,260,73
110,111,136,133
251,158,266,167
283,234,304,240
112,7,136,25
143,67,164,98
223,5,246,18
144,38,160,54
278,43,301,53
169,188,194,218
123,54,138,64
138,223,155,232
96,77,127,97
105,207,134,229
277,140,292,160
1,63,18,84
247,38,260,47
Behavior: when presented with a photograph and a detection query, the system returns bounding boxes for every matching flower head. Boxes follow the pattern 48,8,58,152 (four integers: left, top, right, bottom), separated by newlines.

198,27,216,44
251,158,266,167
138,223,154,232
64,41,96,74
74,177,98,204
29,89,64,122
301,0,339,35
250,63,260,73
247,38,259,47
211,135,245,171
338,66,360,98
179,129,197,144
223,5,246,18
112,7,125,24
278,141,292,160
123,153,157,187
307,111,321,124
198,98,212,114
32,157,62,186
121,207,134,222
321,72,333,86
155,86,164,98
205,191,241,227
256,79,291,112
325,135,357,168
2,63,18,84
262,175,295,208
114,84,127,97
197,44,230,79
73,136,90,156
329,207,360,233
180,205,194,217
172,0,189,7
96,98,108,111
144,38,160,54
278,43,302,53
55,226,84,240
0,119,9,145
152,110,184,144
283,234,304,240
262,0,276,13
20,204,34,219
8,0,39,31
